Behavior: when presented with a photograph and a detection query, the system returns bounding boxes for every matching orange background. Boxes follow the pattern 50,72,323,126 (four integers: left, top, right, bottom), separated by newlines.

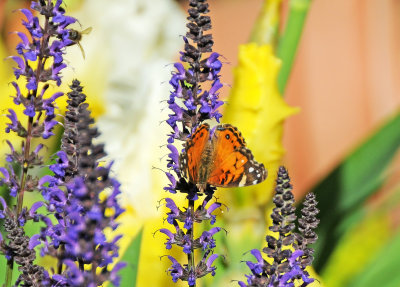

184,0,400,197
2,0,400,197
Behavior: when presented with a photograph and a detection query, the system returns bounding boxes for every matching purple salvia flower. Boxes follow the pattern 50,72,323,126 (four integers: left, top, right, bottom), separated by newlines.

35,80,125,286
167,256,184,283
5,109,20,133
238,167,318,286
161,0,225,285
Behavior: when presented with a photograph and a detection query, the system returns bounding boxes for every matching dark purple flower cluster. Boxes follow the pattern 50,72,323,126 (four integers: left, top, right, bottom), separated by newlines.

166,0,223,145
238,167,319,287
0,1,79,285
161,0,226,286
0,1,125,286
34,80,125,286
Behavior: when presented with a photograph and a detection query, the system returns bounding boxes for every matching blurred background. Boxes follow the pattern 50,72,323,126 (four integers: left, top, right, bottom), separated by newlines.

0,0,400,286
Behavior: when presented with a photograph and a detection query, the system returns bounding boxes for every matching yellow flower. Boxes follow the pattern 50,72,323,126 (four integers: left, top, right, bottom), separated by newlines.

206,43,299,286
250,0,283,45
223,43,299,205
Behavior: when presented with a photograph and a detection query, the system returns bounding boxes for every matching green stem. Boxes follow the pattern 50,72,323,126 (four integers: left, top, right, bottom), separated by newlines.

4,4,51,284
187,199,195,287
5,259,13,287
277,0,312,95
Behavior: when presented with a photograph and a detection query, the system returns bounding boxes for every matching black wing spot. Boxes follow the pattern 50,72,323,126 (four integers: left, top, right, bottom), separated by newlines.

225,134,230,140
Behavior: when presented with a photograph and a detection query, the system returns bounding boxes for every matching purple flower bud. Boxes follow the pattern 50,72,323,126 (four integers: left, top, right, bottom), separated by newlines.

159,228,175,249
20,8,33,23
0,196,7,219
5,109,19,133
206,253,219,270
23,100,35,117
64,259,85,286
167,256,184,283
26,76,37,90
42,119,58,139
0,167,10,185
29,201,45,217
52,63,67,85
246,249,264,274
11,82,22,105
29,234,41,249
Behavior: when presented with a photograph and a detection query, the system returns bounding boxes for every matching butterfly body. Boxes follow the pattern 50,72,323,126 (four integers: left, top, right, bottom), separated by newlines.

180,123,267,191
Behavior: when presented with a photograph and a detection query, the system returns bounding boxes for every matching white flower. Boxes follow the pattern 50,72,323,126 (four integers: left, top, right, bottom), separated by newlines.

65,0,185,218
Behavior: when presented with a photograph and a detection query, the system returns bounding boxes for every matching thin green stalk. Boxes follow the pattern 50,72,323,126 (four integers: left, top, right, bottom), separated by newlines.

187,199,195,287
5,259,13,287
250,0,283,47
277,0,312,95
4,3,51,284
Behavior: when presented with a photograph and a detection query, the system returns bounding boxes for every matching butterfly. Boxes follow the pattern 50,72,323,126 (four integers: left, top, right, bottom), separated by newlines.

179,123,267,192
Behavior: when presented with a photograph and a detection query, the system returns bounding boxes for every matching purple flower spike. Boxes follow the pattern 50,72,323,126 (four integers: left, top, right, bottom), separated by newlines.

162,1,228,285
239,167,318,286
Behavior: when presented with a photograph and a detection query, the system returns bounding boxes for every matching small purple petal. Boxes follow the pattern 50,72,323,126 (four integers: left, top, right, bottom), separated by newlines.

29,234,41,249
9,56,25,70
20,9,33,22
29,201,45,217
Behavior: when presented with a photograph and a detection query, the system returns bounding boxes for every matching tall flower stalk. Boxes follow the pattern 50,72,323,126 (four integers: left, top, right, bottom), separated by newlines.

0,0,76,285
32,80,125,286
160,0,224,285
0,1,125,286
239,166,319,286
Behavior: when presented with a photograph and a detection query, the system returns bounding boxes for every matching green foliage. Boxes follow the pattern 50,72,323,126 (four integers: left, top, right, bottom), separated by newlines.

277,0,312,94
311,112,400,275
112,228,143,287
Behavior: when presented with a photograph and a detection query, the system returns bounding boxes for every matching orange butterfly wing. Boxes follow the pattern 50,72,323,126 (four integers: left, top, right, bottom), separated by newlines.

179,124,210,184
208,124,267,187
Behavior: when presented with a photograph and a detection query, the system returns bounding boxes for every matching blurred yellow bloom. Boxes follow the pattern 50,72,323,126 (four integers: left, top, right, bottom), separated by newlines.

207,43,299,286
250,0,283,45
223,43,299,205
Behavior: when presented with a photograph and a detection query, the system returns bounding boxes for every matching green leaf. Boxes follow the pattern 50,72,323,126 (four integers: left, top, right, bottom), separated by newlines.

111,228,143,287
311,112,400,272
277,0,312,94
349,229,400,287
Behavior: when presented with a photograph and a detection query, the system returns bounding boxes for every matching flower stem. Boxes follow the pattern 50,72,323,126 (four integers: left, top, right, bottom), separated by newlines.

277,0,311,94
5,259,13,287
11,8,51,284
187,198,196,287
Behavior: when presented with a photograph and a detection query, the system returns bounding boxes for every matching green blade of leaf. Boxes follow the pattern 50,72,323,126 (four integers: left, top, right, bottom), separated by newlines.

277,0,312,95
348,228,400,287
311,112,400,272
110,227,143,287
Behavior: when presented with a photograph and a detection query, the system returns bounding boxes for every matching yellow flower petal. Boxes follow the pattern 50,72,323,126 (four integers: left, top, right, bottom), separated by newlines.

223,43,299,205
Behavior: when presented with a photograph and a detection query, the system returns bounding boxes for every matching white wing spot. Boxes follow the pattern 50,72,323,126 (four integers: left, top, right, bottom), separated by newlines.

241,159,245,163
239,175,247,187
257,173,260,178
248,167,254,173
252,180,258,185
